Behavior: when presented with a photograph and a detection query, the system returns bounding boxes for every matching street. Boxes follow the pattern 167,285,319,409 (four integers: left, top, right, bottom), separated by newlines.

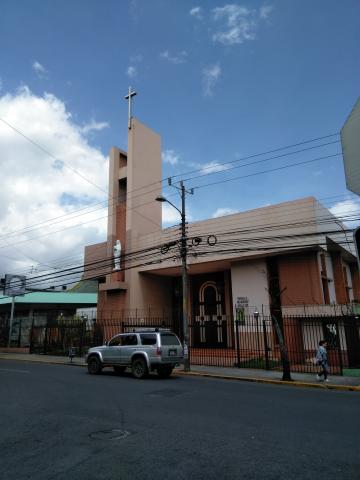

0,361,359,480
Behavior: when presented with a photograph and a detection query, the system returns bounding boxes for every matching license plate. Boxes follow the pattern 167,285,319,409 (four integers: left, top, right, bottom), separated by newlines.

168,349,177,356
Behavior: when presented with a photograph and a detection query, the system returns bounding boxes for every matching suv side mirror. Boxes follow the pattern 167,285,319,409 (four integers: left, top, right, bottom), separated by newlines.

104,340,109,346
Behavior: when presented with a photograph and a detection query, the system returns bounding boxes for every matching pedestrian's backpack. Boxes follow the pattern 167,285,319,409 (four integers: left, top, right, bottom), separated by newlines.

316,349,323,365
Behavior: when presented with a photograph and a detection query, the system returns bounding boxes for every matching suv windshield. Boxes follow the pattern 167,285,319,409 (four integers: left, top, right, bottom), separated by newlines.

160,333,181,346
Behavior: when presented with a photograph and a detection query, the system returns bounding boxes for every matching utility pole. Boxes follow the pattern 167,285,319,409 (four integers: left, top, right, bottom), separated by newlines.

8,296,15,348
156,179,193,372
180,181,190,372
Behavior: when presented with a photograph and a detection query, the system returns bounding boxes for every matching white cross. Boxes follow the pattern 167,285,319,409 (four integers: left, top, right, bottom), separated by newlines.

124,86,137,129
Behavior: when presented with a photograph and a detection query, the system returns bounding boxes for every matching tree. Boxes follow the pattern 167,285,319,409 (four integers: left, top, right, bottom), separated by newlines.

271,314,292,381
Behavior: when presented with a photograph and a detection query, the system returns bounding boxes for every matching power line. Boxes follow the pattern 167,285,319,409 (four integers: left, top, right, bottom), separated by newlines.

0,124,349,278
180,140,340,183
3,194,358,279
0,117,108,195
190,153,341,191
2,221,355,295
0,126,340,243
171,132,339,180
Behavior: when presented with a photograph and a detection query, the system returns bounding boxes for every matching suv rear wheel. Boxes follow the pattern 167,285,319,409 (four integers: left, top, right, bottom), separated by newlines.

131,357,148,379
87,356,103,375
157,366,173,378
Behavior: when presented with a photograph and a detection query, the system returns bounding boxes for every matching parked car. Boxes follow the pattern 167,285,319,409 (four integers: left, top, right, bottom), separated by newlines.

85,329,183,379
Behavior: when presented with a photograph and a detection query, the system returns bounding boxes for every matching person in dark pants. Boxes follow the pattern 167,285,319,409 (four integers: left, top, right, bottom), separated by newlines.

316,340,329,382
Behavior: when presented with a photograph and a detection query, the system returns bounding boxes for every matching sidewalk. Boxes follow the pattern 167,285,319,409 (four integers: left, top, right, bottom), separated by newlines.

0,352,359,391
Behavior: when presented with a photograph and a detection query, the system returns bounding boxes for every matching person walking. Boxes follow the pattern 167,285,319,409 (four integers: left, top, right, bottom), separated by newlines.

316,340,329,382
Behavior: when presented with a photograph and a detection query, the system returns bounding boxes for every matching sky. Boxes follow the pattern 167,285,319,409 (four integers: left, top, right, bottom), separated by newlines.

0,0,360,281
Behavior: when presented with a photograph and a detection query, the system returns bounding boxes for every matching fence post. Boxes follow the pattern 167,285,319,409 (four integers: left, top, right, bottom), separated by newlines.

235,319,240,368
17,318,22,348
262,318,270,370
44,320,49,355
336,322,343,376
79,319,86,356
29,315,35,353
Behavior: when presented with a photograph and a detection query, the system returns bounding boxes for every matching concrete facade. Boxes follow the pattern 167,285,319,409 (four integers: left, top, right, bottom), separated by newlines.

83,118,360,340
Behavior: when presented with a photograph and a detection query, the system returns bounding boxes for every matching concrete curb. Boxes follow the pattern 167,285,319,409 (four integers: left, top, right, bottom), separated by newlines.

0,355,86,368
174,371,360,392
1,355,359,391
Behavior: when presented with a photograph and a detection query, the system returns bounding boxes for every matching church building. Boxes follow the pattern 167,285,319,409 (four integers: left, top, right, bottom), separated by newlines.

83,107,360,351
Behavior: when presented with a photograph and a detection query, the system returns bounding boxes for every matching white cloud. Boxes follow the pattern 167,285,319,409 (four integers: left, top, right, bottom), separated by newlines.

162,149,179,166
259,5,273,19
200,161,229,174
162,203,193,225
162,203,181,224
190,6,203,19
330,200,360,227
0,86,108,278
212,207,238,218
129,0,140,21
160,50,188,64
202,63,221,97
212,4,272,45
126,66,137,78
212,5,255,45
130,54,143,63
32,60,48,79
80,119,109,135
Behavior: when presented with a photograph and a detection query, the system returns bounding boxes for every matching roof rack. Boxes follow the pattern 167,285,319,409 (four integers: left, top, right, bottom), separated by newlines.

132,327,171,333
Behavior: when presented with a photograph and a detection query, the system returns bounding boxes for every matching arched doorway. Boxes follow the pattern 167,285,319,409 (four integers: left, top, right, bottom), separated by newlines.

193,279,227,347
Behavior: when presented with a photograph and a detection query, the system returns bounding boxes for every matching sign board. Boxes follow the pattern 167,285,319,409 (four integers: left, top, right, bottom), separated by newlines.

4,274,26,296
235,296,249,324
341,97,360,196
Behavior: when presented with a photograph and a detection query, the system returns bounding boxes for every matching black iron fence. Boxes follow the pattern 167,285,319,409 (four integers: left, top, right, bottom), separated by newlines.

1,313,359,375
0,315,97,356
188,314,360,375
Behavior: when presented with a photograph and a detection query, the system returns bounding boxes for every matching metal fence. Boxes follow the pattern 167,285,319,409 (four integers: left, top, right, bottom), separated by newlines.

1,313,359,375
0,315,97,356
189,315,360,375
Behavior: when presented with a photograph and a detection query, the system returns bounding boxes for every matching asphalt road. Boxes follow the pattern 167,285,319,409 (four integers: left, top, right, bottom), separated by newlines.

0,361,359,480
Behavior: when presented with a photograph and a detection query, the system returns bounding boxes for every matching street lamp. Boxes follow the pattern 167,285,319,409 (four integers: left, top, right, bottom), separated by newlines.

156,182,191,372
155,196,181,215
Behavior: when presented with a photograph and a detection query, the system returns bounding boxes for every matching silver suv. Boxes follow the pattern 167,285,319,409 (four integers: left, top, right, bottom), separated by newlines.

85,329,183,379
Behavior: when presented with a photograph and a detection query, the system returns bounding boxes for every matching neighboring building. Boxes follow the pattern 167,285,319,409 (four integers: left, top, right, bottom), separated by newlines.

83,118,360,352
0,291,97,351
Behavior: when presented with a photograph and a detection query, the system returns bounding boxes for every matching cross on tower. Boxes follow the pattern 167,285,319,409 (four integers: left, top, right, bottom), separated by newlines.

124,86,137,129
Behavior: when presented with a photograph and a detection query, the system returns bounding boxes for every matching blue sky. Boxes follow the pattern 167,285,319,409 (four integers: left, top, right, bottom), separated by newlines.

0,0,360,276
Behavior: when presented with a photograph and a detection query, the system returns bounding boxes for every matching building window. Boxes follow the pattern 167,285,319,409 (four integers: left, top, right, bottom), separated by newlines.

343,266,352,303
320,254,331,304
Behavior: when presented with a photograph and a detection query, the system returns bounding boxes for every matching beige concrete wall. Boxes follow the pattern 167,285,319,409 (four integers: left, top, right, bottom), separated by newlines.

125,119,163,309
230,260,269,314
134,197,322,274
124,196,356,311
126,119,162,238
83,242,108,279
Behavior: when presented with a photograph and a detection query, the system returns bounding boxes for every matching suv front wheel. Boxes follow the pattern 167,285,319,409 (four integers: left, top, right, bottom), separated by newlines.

87,356,103,375
131,357,148,379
